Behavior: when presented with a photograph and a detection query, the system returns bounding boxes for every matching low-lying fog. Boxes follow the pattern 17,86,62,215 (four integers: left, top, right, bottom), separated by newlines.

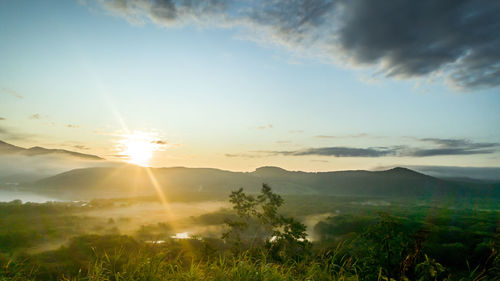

0,192,337,253
0,189,60,203
81,200,230,236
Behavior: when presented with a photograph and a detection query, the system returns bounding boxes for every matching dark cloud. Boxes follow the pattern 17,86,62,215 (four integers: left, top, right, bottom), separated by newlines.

227,138,499,158
0,117,5,121
419,138,497,149
410,138,499,156
95,0,500,90
338,1,500,86
408,148,494,157
150,0,177,23
270,146,399,157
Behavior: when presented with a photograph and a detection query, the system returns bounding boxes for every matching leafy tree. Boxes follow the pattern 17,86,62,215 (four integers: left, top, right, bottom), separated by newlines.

355,213,420,281
223,184,310,260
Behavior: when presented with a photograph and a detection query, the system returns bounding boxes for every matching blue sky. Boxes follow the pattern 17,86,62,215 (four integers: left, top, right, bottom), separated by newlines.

1,0,499,171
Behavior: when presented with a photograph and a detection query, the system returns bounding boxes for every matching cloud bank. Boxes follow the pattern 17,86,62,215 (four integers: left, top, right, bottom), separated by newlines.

412,138,498,157
228,138,500,158
95,0,500,90
274,146,398,157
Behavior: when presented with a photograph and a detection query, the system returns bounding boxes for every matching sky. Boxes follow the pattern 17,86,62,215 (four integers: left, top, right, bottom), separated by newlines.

1,0,499,172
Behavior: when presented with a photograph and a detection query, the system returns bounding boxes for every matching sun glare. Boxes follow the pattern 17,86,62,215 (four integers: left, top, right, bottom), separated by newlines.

118,131,165,166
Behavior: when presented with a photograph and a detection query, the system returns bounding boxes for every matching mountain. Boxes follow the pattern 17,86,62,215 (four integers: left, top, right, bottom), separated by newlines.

0,140,104,185
0,140,24,154
0,140,102,160
31,165,500,200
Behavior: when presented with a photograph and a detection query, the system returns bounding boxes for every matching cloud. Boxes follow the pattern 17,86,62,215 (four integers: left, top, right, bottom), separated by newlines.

226,138,500,158
407,138,499,157
270,146,399,157
2,87,23,99
29,114,52,123
408,148,495,157
66,124,80,128
73,145,90,150
109,154,131,159
419,138,497,148
224,153,262,159
151,140,167,145
0,117,5,121
94,0,500,90
311,159,329,163
29,114,42,120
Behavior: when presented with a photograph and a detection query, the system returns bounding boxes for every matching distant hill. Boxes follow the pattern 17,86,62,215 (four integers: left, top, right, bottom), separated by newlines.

31,165,500,200
0,140,104,185
0,140,103,160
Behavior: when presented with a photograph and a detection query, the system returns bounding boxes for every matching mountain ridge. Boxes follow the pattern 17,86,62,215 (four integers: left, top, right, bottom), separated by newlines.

0,140,103,160
30,165,500,200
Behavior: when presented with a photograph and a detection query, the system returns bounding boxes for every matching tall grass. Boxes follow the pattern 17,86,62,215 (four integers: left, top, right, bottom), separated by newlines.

72,249,359,281
1,242,359,281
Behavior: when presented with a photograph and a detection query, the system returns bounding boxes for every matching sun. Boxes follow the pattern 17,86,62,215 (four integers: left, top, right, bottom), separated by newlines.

118,131,164,167
124,138,153,166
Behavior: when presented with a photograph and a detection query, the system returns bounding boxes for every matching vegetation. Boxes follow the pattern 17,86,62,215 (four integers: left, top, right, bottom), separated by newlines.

0,185,498,280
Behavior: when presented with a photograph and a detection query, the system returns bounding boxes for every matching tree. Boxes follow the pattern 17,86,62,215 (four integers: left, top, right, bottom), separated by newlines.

223,184,310,260
356,213,419,281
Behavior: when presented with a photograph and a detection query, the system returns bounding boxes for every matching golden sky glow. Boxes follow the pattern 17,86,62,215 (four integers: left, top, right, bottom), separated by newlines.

117,131,166,167
0,1,499,173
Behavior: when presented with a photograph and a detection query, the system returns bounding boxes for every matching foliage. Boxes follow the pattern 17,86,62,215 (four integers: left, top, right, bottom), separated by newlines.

223,184,311,261
0,186,498,280
415,255,447,281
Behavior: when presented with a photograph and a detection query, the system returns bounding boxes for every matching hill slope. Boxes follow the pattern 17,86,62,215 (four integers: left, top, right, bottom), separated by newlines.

31,165,500,200
0,140,104,184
